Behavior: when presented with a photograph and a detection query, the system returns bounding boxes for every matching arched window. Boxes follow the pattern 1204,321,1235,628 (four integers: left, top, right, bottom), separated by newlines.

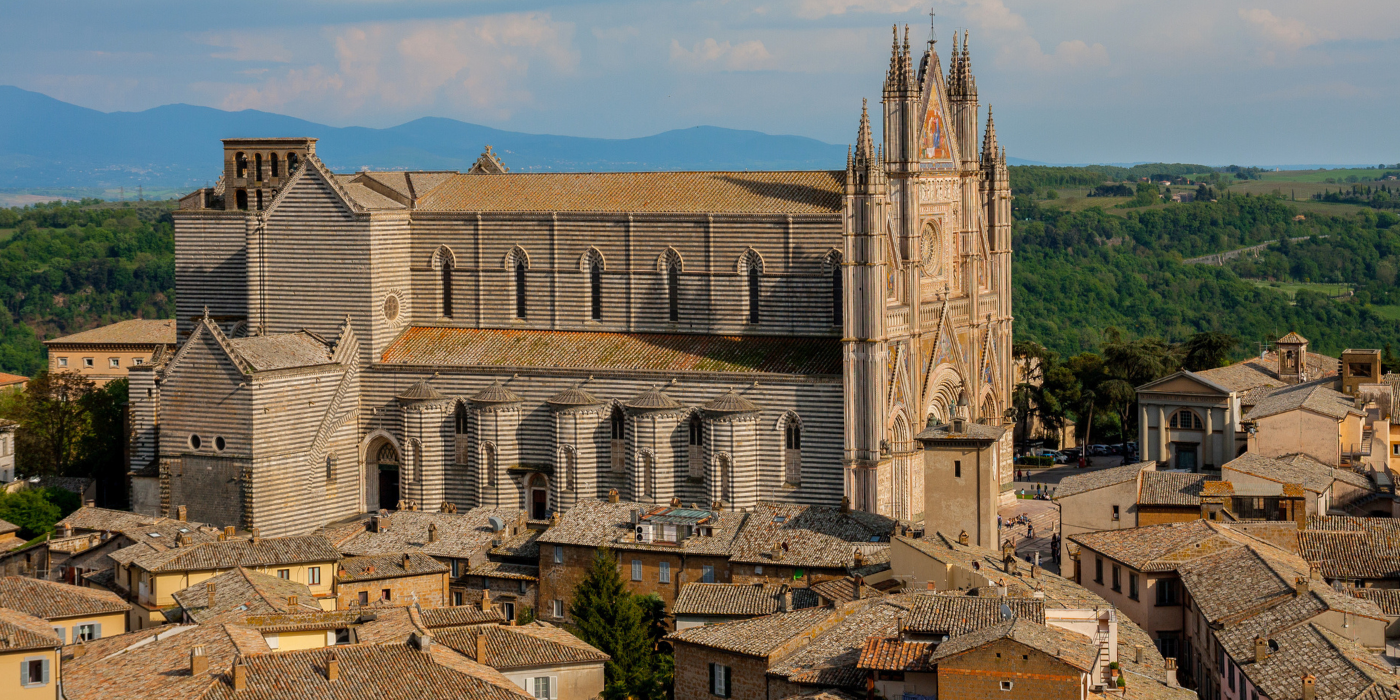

747,266,760,324
642,452,655,498
484,444,498,486
668,263,680,322
256,190,264,211
235,152,247,179
611,405,625,440
254,153,263,181
515,260,528,319
441,262,454,318
454,403,468,435
235,190,248,211
375,443,400,511
1169,409,1204,430
287,153,299,172
609,406,626,474
529,473,549,520
270,153,280,178
688,414,704,478
590,260,603,321
785,419,802,485
563,447,577,491
719,454,732,502
689,414,704,446
832,263,843,327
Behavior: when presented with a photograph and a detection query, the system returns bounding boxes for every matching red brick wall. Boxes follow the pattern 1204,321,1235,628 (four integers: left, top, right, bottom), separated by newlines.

729,562,846,587
540,544,732,623
335,572,446,609
672,641,771,700
449,575,538,620
937,639,1084,699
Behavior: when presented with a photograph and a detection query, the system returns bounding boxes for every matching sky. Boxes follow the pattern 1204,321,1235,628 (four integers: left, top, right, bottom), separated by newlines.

2,0,1398,166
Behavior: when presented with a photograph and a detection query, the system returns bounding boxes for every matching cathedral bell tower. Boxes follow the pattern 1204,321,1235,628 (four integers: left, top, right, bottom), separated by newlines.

843,100,888,514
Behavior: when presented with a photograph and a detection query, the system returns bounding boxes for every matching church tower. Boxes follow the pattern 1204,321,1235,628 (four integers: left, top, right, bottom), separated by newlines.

843,100,888,513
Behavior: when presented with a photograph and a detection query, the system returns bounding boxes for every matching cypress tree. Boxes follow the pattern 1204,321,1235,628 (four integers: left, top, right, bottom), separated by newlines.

567,548,668,700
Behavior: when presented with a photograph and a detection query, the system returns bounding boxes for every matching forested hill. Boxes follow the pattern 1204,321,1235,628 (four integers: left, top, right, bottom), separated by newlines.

0,163,1398,376
1010,167,1400,359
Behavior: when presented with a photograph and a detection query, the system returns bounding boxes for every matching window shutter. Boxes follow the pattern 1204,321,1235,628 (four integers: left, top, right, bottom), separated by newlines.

42,658,50,684
53,628,64,644
723,665,731,698
550,675,559,699
19,661,27,688
93,623,102,640
708,663,715,694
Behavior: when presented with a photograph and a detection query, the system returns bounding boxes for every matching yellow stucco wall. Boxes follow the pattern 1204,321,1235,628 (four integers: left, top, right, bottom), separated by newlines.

140,561,338,607
48,349,159,386
267,629,330,651
2,647,58,699
1254,410,1342,466
49,611,127,644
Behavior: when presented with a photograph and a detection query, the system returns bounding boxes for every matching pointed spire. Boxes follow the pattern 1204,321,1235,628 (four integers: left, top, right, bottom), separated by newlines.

888,25,901,82
949,31,960,91
856,98,874,159
982,105,998,163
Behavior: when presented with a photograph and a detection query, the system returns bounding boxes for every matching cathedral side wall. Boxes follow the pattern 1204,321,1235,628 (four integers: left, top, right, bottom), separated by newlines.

173,212,247,339
249,364,362,536
361,369,843,512
406,214,844,337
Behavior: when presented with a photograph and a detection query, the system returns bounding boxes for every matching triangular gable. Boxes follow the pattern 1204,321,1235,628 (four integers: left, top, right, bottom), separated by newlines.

921,298,953,399
918,53,958,170
1138,370,1234,397
887,342,902,410
262,154,363,219
981,330,999,391
163,312,252,378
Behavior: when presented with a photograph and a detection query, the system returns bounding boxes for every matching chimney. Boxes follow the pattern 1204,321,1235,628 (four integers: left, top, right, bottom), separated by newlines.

854,575,864,600
1302,674,1316,700
926,581,935,591
233,657,247,691
250,527,261,544
414,632,432,652
780,590,793,612
372,515,386,533
177,505,187,522
608,489,619,503
480,588,491,612
429,523,439,543
476,632,489,663
190,645,208,675
1296,576,1309,597
61,524,73,538
713,500,724,512
403,553,412,571
670,496,682,507
952,416,966,433
957,530,970,546
72,638,87,658
840,496,850,514
1254,636,1268,664
224,525,235,538
206,582,217,609
84,498,95,508
550,511,561,526
1134,644,1143,664
1309,563,1322,581
1164,658,1179,688
327,650,339,681
288,595,298,608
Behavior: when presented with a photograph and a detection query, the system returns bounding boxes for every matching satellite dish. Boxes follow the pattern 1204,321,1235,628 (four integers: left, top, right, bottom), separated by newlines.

487,515,505,532
1000,603,1014,620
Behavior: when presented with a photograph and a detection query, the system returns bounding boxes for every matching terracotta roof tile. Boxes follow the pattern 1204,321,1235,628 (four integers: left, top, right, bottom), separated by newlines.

127,535,342,573
903,593,1045,635
420,606,506,628
1354,588,1400,616
337,552,448,582
380,327,842,376
537,500,744,556
45,319,176,346
673,583,820,616
228,332,335,372
466,561,539,582
666,605,836,657
728,503,895,569
1301,516,1400,580
433,622,610,669
765,596,914,684
0,373,26,387
929,618,1098,672
1222,621,1400,700
62,622,271,700
0,606,62,651
1244,380,1362,421
1068,521,1240,572
856,637,937,671
417,171,845,214
171,568,321,623
808,577,885,605
1138,471,1208,506
337,507,526,560
1052,461,1154,500
1224,452,1336,494
1198,351,1339,393
895,534,1109,610
0,576,129,620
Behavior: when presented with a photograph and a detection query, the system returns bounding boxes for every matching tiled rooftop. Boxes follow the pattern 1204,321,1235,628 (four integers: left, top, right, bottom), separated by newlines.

419,605,507,628
673,583,820,617
665,605,835,657
856,637,937,671
929,617,1098,672
1301,516,1400,580
45,318,176,346
1197,350,1339,393
228,332,336,372
0,575,130,620
1052,461,1154,500
1068,520,1242,573
57,506,218,543
336,507,527,559
380,327,843,375
1223,621,1399,700
61,622,271,700
337,552,449,582
1137,471,1208,506
765,596,914,688
1243,380,1361,421
0,606,62,651
1177,542,1382,627
537,499,745,556
727,502,895,569
902,593,1045,635
897,534,1109,610
1354,588,1400,616
466,561,539,582
117,534,343,572
808,576,885,605
413,170,845,214
171,568,322,623
433,622,610,669
1223,452,1335,494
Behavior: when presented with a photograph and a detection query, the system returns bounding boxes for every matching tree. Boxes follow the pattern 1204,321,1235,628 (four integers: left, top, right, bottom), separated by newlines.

0,487,81,539
567,549,669,700
1177,332,1238,372
13,371,97,475
74,379,128,507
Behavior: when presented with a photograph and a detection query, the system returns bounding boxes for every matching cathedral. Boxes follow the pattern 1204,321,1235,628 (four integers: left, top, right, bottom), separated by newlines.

131,26,1013,536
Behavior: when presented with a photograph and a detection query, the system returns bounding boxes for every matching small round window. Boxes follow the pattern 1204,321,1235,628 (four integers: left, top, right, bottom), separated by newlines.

189,435,202,450
215,436,227,451
383,294,400,322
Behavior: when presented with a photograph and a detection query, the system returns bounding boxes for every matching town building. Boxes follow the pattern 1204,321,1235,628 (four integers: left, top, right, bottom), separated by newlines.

170,566,327,623
431,621,611,700
333,552,449,609
0,420,16,483
915,416,1011,548
0,576,129,644
0,518,20,552
672,582,822,629
43,319,176,386
1,606,61,699
0,505,220,583
132,25,1015,537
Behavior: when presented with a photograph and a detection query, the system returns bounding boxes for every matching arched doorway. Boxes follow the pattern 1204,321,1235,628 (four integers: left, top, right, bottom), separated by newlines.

375,443,400,511
528,473,550,520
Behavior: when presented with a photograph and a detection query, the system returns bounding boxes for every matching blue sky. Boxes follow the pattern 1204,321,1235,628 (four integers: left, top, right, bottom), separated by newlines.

3,0,1397,165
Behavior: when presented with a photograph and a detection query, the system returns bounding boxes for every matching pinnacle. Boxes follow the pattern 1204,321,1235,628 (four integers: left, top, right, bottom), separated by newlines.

855,98,874,158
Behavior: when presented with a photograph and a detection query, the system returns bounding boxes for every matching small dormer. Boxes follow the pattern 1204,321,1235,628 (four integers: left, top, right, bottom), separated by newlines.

1275,332,1308,385
221,137,317,212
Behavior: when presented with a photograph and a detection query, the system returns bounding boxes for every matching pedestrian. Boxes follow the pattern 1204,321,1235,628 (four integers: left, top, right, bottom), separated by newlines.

998,514,1003,530
1027,523,1034,539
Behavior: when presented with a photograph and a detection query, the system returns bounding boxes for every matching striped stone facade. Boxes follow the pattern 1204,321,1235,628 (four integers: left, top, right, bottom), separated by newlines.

144,32,1012,536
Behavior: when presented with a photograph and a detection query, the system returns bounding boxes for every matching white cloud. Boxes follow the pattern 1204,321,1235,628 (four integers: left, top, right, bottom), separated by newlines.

200,32,293,63
794,0,923,20
936,0,1109,73
669,38,774,71
1238,8,1327,50
213,13,577,120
